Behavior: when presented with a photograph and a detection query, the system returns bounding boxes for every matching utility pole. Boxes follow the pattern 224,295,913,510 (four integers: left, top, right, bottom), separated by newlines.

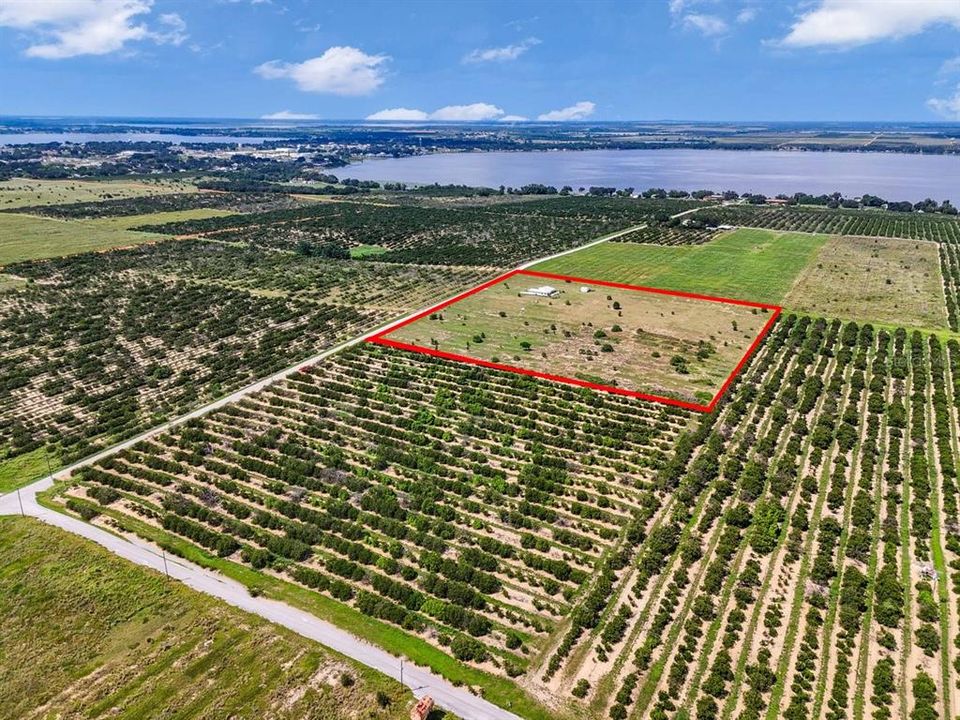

161,548,169,579
400,658,404,687
43,445,54,478
16,487,24,516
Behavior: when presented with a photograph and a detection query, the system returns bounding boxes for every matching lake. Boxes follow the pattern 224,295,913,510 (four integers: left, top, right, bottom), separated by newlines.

344,149,960,203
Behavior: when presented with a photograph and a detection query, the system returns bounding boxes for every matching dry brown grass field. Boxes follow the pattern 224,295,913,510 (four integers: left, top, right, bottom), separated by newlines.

783,235,948,330
385,274,770,404
0,178,193,209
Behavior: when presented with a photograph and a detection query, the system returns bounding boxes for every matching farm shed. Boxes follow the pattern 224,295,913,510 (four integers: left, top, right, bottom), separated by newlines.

521,285,560,298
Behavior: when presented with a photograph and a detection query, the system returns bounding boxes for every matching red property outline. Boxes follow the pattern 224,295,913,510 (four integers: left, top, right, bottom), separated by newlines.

367,269,782,413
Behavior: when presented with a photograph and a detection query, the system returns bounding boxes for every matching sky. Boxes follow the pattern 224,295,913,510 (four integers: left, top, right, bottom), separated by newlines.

0,0,959,122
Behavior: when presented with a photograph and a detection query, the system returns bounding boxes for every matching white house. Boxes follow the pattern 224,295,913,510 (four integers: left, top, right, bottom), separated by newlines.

521,285,560,298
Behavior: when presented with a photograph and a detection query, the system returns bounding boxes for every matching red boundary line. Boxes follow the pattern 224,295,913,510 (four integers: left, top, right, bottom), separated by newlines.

368,268,782,413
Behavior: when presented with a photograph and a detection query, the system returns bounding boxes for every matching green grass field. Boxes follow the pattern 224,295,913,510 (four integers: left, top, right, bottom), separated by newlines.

0,446,57,494
0,208,233,265
533,228,828,305
0,516,420,720
0,177,194,209
350,243,388,258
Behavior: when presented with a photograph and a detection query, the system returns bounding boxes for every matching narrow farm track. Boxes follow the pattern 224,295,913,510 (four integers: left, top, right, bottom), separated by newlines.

924,367,952,718
676,337,814,711
939,339,960,717
850,362,894,720
899,336,915,720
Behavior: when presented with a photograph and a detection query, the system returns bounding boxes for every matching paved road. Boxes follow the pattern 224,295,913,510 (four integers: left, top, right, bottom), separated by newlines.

0,211,708,719
1,487,520,720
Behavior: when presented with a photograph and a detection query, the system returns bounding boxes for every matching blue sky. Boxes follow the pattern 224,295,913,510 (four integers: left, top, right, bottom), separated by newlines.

1,0,959,121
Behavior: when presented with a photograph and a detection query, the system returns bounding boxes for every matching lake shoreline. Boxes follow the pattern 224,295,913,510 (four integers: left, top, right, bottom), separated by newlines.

344,147,960,203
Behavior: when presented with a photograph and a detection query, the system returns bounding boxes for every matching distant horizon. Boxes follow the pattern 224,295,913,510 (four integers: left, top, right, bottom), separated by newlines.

2,116,960,128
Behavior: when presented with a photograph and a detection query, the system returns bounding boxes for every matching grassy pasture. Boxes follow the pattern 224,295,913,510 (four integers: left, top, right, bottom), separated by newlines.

783,235,948,330
532,228,828,305
386,276,769,404
0,177,193,209
0,446,57,494
0,516,416,720
0,208,233,265
350,243,388,258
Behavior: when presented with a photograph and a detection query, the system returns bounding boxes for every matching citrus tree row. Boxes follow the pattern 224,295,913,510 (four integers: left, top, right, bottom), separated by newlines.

939,241,960,331
49,313,960,717
59,344,691,682
131,196,701,267
8,191,295,220
609,225,718,246
696,205,960,243
2,236,494,471
538,317,960,720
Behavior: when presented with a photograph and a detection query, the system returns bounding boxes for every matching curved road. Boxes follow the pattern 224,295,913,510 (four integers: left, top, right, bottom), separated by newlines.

1,213,706,719
1,485,520,720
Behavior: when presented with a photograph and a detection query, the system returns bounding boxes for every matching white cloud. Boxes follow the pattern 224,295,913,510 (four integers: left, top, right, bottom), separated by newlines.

366,107,430,121
0,0,187,59
261,110,319,120
780,0,960,48
537,101,595,121
154,13,187,46
736,7,757,24
505,16,539,31
928,84,960,119
430,103,504,121
255,46,389,95
682,13,728,37
463,37,540,63
366,103,507,122
939,56,960,78
667,1,729,38
499,114,529,122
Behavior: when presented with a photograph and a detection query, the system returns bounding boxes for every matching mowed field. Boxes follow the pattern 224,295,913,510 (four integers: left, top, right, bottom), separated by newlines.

532,228,827,305
0,208,234,265
0,516,417,720
384,274,770,404
0,177,193,209
783,234,948,330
